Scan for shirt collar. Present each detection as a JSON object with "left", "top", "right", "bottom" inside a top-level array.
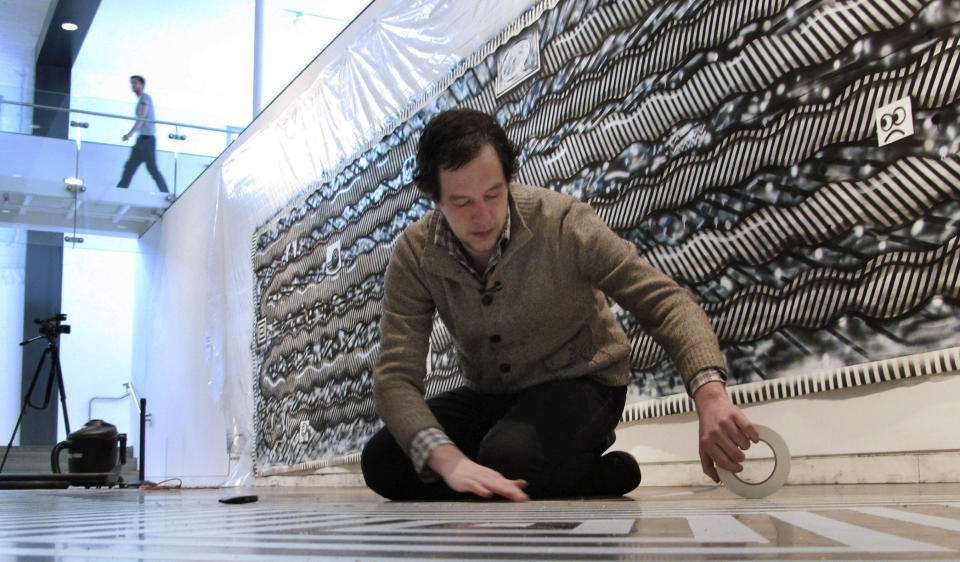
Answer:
[{"left": 434, "top": 199, "right": 512, "bottom": 281}]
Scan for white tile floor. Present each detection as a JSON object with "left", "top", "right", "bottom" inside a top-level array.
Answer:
[{"left": 1, "top": 483, "right": 959, "bottom": 560}]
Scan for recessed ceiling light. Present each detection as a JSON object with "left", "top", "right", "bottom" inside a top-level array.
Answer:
[{"left": 61, "top": 22, "right": 78, "bottom": 31}]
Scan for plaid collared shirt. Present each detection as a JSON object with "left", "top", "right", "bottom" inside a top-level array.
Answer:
[
  {"left": 687, "top": 367, "right": 727, "bottom": 395},
  {"left": 408, "top": 427, "right": 453, "bottom": 482},
  {"left": 434, "top": 208, "right": 512, "bottom": 283}
]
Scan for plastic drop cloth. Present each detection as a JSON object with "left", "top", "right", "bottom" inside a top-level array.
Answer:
[{"left": 204, "top": 0, "right": 960, "bottom": 484}]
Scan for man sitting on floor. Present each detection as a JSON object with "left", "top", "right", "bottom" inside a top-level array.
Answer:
[{"left": 361, "top": 108, "right": 758, "bottom": 501}]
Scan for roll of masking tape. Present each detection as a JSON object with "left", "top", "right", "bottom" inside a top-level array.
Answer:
[{"left": 717, "top": 424, "right": 791, "bottom": 499}]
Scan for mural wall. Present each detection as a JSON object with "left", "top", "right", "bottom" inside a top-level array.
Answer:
[{"left": 250, "top": 0, "right": 960, "bottom": 474}]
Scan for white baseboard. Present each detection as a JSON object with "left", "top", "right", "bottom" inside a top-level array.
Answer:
[
  {"left": 148, "top": 475, "right": 233, "bottom": 487},
  {"left": 637, "top": 450, "right": 960, "bottom": 487},
  {"left": 252, "top": 450, "right": 960, "bottom": 488}
]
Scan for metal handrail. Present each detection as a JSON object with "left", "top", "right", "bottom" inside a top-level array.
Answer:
[
  {"left": 87, "top": 383, "right": 132, "bottom": 421},
  {"left": 87, "top": 382, "right": 152, "bottom": 421},
  {"left": 0, "top": 98, "right": 238, "bottom": 135},
  {"left": 126, "top": 381, "right": 143, "bottom": 414}
]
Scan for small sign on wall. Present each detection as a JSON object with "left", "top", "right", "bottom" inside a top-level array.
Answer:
[
  {"left": 495, "top": 28, "right": 540, "bottom": 97},
  {"left": 325, "top": 240, "right": 342, "bottom": 275},
  {"left": 875, "top": 96, "right": 914, "bottom": 147}
]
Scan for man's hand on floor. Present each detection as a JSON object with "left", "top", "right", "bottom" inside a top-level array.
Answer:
[{"left": 428, "top": 444, "right": 529, "bottom": 502}]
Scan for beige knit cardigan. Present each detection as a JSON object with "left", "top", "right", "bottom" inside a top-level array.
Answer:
[{"left": 375, "top": 183, "right": 727, "bottom": 455}]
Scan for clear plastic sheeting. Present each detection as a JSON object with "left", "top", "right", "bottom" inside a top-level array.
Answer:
[
  {"left": 205, "top": 0, "right": 539, "bottom": 485},
  {"left": 207, "top": 0, "right": 960, "bottom": 483}
]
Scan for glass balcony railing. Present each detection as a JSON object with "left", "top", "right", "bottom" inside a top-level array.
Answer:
[
  {"left": 0, "top": 86, "right": 245, "bottom": 238},
  {"left": 1, "top": 85, "right": 243, "bottom": 156}
]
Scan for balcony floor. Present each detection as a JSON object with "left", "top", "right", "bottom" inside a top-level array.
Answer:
[{"left": 2, "top": 483, "right": 959, "bottom": 560}]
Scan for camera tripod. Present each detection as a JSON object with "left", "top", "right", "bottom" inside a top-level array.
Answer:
[{"left": 0, "top": 321, "right": 72, "bottom": 474}]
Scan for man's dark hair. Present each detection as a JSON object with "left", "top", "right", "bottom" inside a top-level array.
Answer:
[
  {"left": 130, "top": 75, "right": 146, "bottom": 86},
  {"left": 413, "top": 108, "right": 518, "bottom": 201}
]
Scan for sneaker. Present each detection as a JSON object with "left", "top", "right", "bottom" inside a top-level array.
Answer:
[{"left": 591, "top": 451, "right": 642, "bottom": 496}]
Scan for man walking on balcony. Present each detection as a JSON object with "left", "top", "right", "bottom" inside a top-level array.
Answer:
[{"left": 117, "top": 75, "right": 169, "bottom": 193}]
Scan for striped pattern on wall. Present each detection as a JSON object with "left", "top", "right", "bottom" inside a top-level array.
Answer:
[{"left": 248, "top": 0, "right": 960, "bottom": 474}]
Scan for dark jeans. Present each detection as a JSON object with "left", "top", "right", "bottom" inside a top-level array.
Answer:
[
  {"left": 117, "top": 135, "right": 169, "bottom": 192},
  {"left": 361, "top": 377, "right": 626, "bottom": 500}
]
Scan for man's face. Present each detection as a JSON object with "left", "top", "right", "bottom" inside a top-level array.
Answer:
[
  {"left": 436, "top": 143, "right": 509, "bottom": 267},
  {"left": 130, "top": 78, "right": 143, "bottom": 95}
]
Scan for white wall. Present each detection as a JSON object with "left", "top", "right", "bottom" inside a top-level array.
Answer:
[
  {"left": 623, "top": 372, "right": 960, "bottom": 462},
  {"left": 57, "top": 236, "right": 139, "bottom": 444},
  {"left": 0, "top": 227, "right": 26, "bottom": 445},
  {"left": 132, "top": 189, "right": 227, "bottom": 485},
  {"left": 616, "top": 371, "right": 960, "bottom": 485}
]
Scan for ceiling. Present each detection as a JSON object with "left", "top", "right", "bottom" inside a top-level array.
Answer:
[{"left": 0, "top": 0, "right": 53, "bottom": 64}]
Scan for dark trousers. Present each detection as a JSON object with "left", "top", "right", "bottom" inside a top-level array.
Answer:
[
  {"left": 361, "top": 377, "right": 626, "bottom": 500},
  {"left": 117, "top": 135, "right": 169, "bottom": 192}
]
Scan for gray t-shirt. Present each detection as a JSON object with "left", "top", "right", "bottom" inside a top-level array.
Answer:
[{"left": 136, "top": 93, "right": 157, "bottom": 136}]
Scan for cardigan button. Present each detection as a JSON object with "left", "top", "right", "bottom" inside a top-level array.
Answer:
[
  {"left": 499, "top": 363, "right": 511, "bottom": 373},
  {"left": 481, "top": 294, "right": 493, "bottom": 306},
  {"left": 490, "top": 334, "right": 501, "bottom": 344}
]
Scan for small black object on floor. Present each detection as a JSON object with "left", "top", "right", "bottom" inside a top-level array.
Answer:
[{"left": 219, "top": 495, "right": 259, "bottom": 504}]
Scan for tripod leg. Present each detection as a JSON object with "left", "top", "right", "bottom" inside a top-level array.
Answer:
[
  {"left": 52, "top": 346, "right": 71, "bottom": 436},
  {"left": 0, "top": 348, "right": 49, "bottom": 473}
]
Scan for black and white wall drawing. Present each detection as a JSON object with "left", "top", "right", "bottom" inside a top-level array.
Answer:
[{"left": 250, "top": 0, "right": 960, "bottom": 474}]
